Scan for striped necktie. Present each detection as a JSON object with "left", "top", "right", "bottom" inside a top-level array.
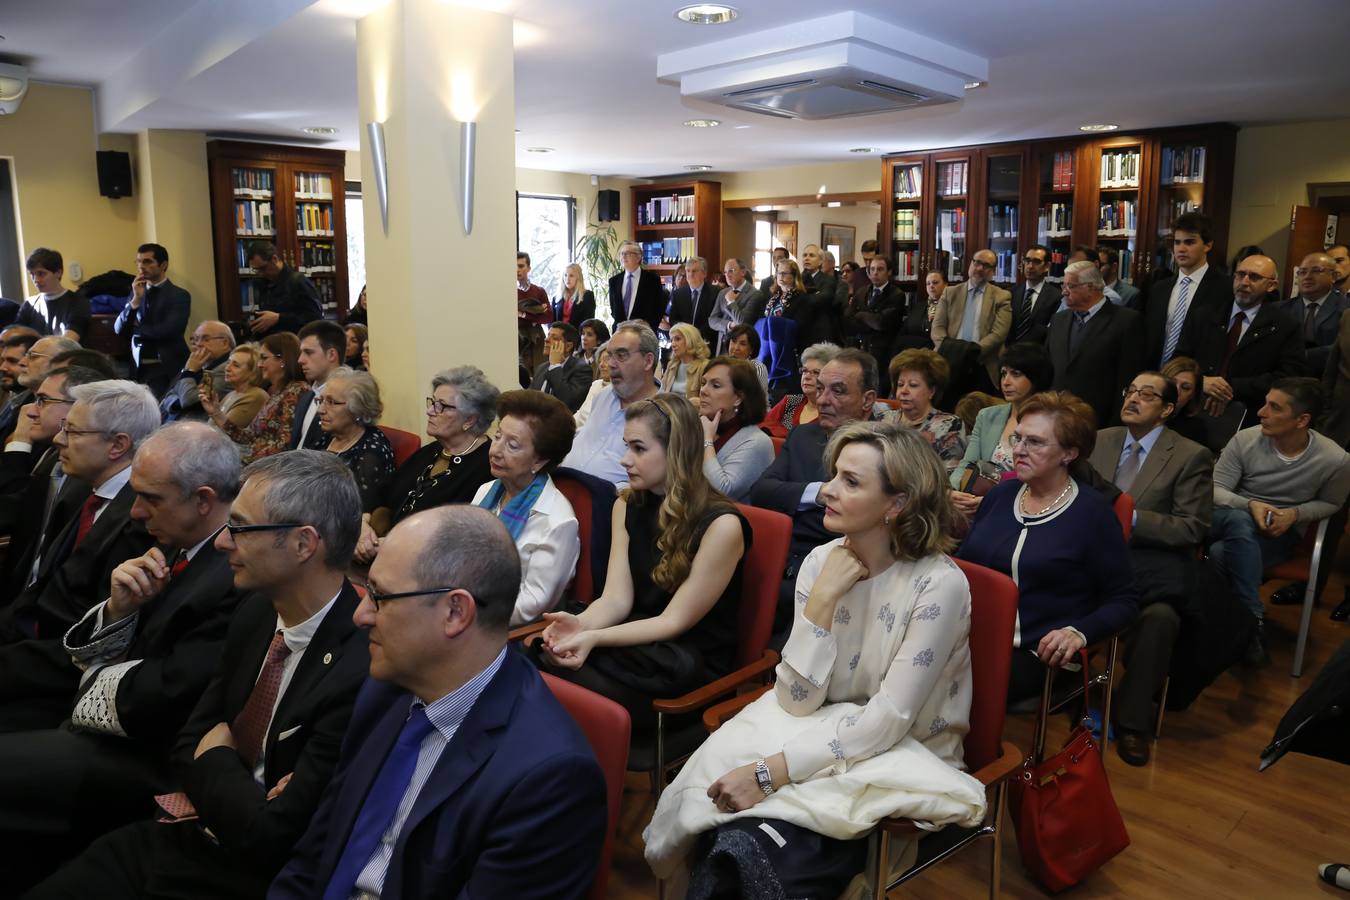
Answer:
[{"left": 1160, "top": 275, "right": 1192, "bottom": 365}]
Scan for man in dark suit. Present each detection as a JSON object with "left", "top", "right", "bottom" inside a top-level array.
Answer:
[
  {"left": 27, "top": 450, "right": 371, "bottom": 900},
  {"left": 843, "top": 256, "right": 905, "bottom": 393},
  {"left": 609, "top": 240, "right": 667, "bottom": 334},
  {"left": 0, "top": 297, "right": 19, "bottom": 331},
  {"left": 0, "top": 422, "right": 243, "bottom": 892},
  {"left": 1145, "top": 212, "right": 1231, "bottom": 368},
  {"left": 0, "top": 380, "right": 159, "bottom": 646},
  {"left": 0, "top": 329, "right": 40, "bottom": 443},
  {"left": 1098, "top": 246, "right": 1141, "bottom": 309},
  {"left": 1089, "top": 372, "right": 1212, "bottom": 767},
  {"left": 113, "top": 243, "right": 191, "bottom": 397},
  {"left": 751, "top": 349, "right": 876, "bottom": 642},
  {"left": 529, "top": 322, "right": 593, "bottom": 412},
  {"left": 708, "top": 258, "right": 765, "bottom": 355},
  {"left": 759, "top": 246, "right": 790, "bottom": 293},
  {"left": 289, "top": 320, "right": 345, "bottom": 451},
  {"left": 1274, "top": 251, "right": 1346, "bottom": 372},
  {"left": 551, "top": 265, "right": 595, "bottom": 327},
  {"left": 245, "top": 241, "right": 324, "bottom": 338},
  {"left": 795, "top": 244, "right": 843, "bottom": 349},
  {"left": 1047, "top": 261, "right": 1146, "bottom": 426},
  {"left": 1175, "top": 254, "right": 1306, "bottom": 429},
  {"left": 270, "top": 505, "right": 607, "bottom": 900},
  {"left": 1008, "top": 244, "right": 1063, "bottom": 344},
  {"left": 668, "top": 256, "right": 718, "bottom": 348}
]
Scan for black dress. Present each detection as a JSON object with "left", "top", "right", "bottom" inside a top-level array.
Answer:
[
  {"left": 382, "top": 440, "right": 492, "bottom": 524},
  {"left": 333, "top": 427, "right": 396, "bottom": 513}
]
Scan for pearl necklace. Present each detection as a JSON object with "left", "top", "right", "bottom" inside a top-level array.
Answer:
[{"left": 1020, "top": 479, "right": 1072, "bottom": 517}]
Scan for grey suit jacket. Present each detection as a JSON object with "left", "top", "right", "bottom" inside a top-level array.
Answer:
[
  {"left": 932, "top": 281, "right": 1013, "bottom": 383},
  {"left": 708, "top": 283, "right": 766, "bottom": 352},
  {"left": 1275, "top": 290, "right": 1346, "bottom": 371},
  {"left": 1088, "top": 426, "right": 1213, "bottom": 549}
]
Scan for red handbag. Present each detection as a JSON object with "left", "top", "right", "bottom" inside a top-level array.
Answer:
[{"left": 1008, "top": 650, "right": 1131, "bottom": 892}]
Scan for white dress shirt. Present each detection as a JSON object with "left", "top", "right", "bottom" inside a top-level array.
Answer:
[{"left": 471, "top": 477, "right": 580, "bottom": 625}]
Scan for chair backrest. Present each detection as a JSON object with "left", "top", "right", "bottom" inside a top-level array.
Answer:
[
  {"left": 541, "top": 673, "right": 631, "bottom": 900},
  {"left": 1203, "top": 400, "right": 1247, "bottom": 454},
  {"left": 732, "top": 503, "right": 793, "bottom": 667},
  {"left": 1112, "top": 493, "right": 1134, "bottom": 544},
  {"left": 378, "top": 425, "right": 423, "bottom": 469},
  {"left": 553, "top": 467, "right": 617, "bottom": 603},
  {"left": 754, "top": 317, "right": 799, "bottom": 382},
  {"left": 770, "top": 434, "right": 786, "bottom": 456},
  {"left": 952, "top": 558, "right": 1019, "bottom": 772},
  {"left": 873, "top": 397, "right": 901, "bottom": 411}
]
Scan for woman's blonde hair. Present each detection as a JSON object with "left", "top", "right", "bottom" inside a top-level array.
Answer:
[
  {"left": 825, "top": 420, "right": 957, "bottom": 559},
  {"left": 564, "top": 262, "right": 586, "bottom": 295},
  {"left": 669, "top": 322, "right": 711, "bottom": 361},
  {"left": 665, "top": 323, "right": 711, "bottom": 400},
  {"left": 623, "top": 393, "right": 734, "bottom": 591},
  {"left": 231, "top": 344, "right": 263, "bottom": 388},
  {"left": 772, "top": 258, "right": 806, "bottom": 295}
]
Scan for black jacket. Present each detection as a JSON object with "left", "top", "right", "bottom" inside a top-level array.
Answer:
[
  {"left": 1143, "top": 266, "right": 1232, "bottom": 366},
  {"left": 1175, "top": 299, "right": 1307, "bottom": 423},
  {"left": 254, "top": 266, "right": 324, "bottom": 336},
  {"left": 1046, "top": 301, "right": 1146, "bottom": 427},
  {"left": 608, "top": 269, "right": 667, "bottom": 334},
  {"left": 1008, "top": 281, "right": 1063, "bottom": 345}
]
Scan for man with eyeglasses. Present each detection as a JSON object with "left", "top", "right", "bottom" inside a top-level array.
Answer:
[
  {"left": 162, "top": 320, "right": 236, "bottom": 422},
  {"left": 1088, "top": 371, "right": 1212, "bottom": 766},
  {"left": 0, "top": 423, "right": 245, "bottom": 891},
  {"left": 1047, "top": 260, "right": 1145, "bottom": 426},
  {"left": 1008, "top": 244, "right": 1063, "bottom": 344},
  {"left": 1097, "top": 246, "right": 1142, "bottom": 310},
  {"left": 932, "top": 248, "right": 1012, "bottom": 394},
  {"left": 1273, "top": 251, "right": 1345, "bottom": 372},
  {"left": 28, "top": 450, "right": 370, "bottom": 900},
  {"left": 270, "top": 505, "right": 606, "bottom": 900},
  {"left": 1175, "top": 253, "right": 1306, "bottom": 428},
  {"left": 560, "top": 319, "right": 660, "bottom": 484},
  {"left": 0, "top": 329, "right": 40, "bottom": 443},
  {"left": 245, "top": 241, "right": 324, "bottom": 338},
  {"left": 708, "top": 258, "right": 765, "bottom": 354},
  {"left": 608, "top": 241, "right": 667, "bottom": 334}
]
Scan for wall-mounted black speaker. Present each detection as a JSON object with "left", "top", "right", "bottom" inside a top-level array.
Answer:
[
  {"left": 96, "top": 150, "right": 133, "bottom": 199},
  {"left": 598, "top": 189, "right": 620, "bottom": 222}
]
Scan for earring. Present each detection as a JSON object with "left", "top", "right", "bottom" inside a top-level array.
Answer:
[{"left": 883, "top": 514, "right": 892, "bottom": 526}]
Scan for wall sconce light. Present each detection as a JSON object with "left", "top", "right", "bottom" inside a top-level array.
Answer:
[
  {"left": 366, "top": 121, "right": 389, "bottom": 235},
  {"left": 460, "top": 120, "right": 476, "bottom": 235}
]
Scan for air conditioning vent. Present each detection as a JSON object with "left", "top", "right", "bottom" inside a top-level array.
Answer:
[
  {"left": 857, "top": 80, "right": 930, "bottom": 103},
  {"left": 724, "top": 79, "right": 817, "bottom": 98}
]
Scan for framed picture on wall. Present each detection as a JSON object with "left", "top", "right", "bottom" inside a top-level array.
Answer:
[
  {"left": 822, "top": 223, "right": 856, "bottom": 267},
  {"left": 772, "top": 221, "right": 797, "bottom": 258}
]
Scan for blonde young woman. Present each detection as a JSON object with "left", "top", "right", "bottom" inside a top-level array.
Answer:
[
  {"left": 660, "top": 322, "right": 711, "bottom": 401},
  {"left": 555, "top": 262, "right": 596, "bottom": 327}
]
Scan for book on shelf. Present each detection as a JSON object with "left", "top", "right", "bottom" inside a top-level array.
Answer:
[
  {"left": 1118, "top": 248, "right": 1134, "bottom": 284},
  {"left": 1160, "top": 145, "right": 1206, "bottom": 185},
  {"left": 893, "top": 165, "right": 922, "bottom": 199},
  {"left": 894, "top": 249, "right": 919, "bottom": 280},
  {"left": 293, "top": 172, "right": 334, "bottom": 198},
  {"left": 936, "top": 207, "right": 967, "bottom": 245},
  {"left": 1097, "top": 199, "right": 1138, "bottom": 236},
  {"left": 893, "top": 208, "right": 919, "bottom": 241},
  {"left": 1051, "top": 151, "right": 1076, "bottom": 191},
  {"left": 938, "top": 160, "right": 969, "bottom": 196},
  {"left": 295, "top": 202, "right": 335, "bottom": 236},
  {"left": 1100, "top": 149, "right": 1141, "bottom": 189},
  {"left": 298, "top": 240, "right": 337, "bottom": 273},
  {"left": 986, "top": 204, "right": 1019, "bottom": 239},
  {"left": 1037, "top": 202, "right": 1073, "bottom": 237},
  {"left": 1049, "top": 247, "right": 1067, "bottom": 278},
  {"left": 635, "top": 193, "right": 696, "bottom": 226},
  {"left": 232, "top": 168, "right": 274, "bottom": 196},
  {"left": 235, "top": 200, "right": 274, "bottom": 235},
  {"left": 640, "top": 237, "right": 696, "bottom": 265},
  {"left": 993, "top": 249, "right": 1018, "bottom": 282},
  {"left": 1159, "top": 197, "right": 1200, "bottom": 232}
]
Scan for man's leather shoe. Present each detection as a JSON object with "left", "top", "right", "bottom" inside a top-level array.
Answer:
[
  {"left": 1271, "top": 582, "right": 1307, "bottom": 606},
  {"left": 1116, "top": 730, "right": 1150, "bottom": 767},
  {"left": 1331, "top": 591, "right": 1350, "bottom": 623},
  {"left": 1244, "top": 621, "right": 1271, "bottom": 668}
]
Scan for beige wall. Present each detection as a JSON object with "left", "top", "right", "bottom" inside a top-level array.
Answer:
[
  {"left": 778, "top": 203, "right": 881, "bottom": 267},
  {"left": 1229, "top": 118, "right": 1350, "bottom": 277},
  {"left": 717, "top": 160, "right": 880, "bottom": 201},
  {"left": 0, "top": 83, "right": 142, "bottom": 291},
  {"left": 134, "top": 129, "right": 217, "bottom": 327}
]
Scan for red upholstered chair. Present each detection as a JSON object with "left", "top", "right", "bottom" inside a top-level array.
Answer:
[
  {"left": 702, "top": 558, "right": 1023, "bottom": 899},
  {"left": 873, "top": 397, "right": 901, "bottom": 412},
  {"left": 541, "top": 673, "right": 631, "bottom": 900},
  {"left": 1262, "top": 497, "right": 1349, "bottom": 677},
  {"left": 1113, "top": 492, "right": 1134, "bottom": 544},
  {"left": 378, "top": 426, "right": 422, "bottom": 469}
]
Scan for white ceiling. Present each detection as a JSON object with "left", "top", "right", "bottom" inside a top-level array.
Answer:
[{"left": 5, "top": 0, "right": 1350, "bottom": 178}]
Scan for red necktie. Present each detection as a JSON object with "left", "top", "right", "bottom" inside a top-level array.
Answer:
[
  {"left": 170, "top": 552, "right": 190, "bottom": 579},
  {"left": 73, "top": 495, "right": 106, "bottom": 548},
  {"left": 231, "top": 631, "right": 292, "bottom": 768}
]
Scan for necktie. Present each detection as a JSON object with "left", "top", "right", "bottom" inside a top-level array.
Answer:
[
  {"left": 690, "top": 288, "right": 700, "bottom": 322},
  {"left": 869, "top": 287, "right": 881, "bottom": 308},
  {"left": 1069, "top": 311, "right": 1089, "bottom": 355},
  {"left": 1304, "top": 302, "right": 1319, "bottom": 343},
  {"left": 323, "top": 704, "right": 438, "bottom": 900},
  {"left": 959, "top": 288, "right": 983, "bottom": 342},
  {"left": 1115, "top": 441, "right": 1143, "bottom": 493},
  {"left": 231, "top": 631, "right": 292, "bottom": 769},
  {"left": 73, "top": 495, "right": 106, "bottom": 548},
  {"left": 1016, "top": 287, "right": 1037, "bottom": 340},
  {"left": 1219, "top": 310, "right": 1246, "bottom": 376},
  {"left": 170, "top": 551, "right": 190, "bottom": 579},
  {"left": 1160, "top": 275, "right": 1192, "bottom": 365},
  {"left": 623, "top": 273, "right": 634, "bottom": 318}
]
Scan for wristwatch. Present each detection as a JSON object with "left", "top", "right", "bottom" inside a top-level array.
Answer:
[{"left": 754, "top": 758, "right": 775, "bottom": 796}]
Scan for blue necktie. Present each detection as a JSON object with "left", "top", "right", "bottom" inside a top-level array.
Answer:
[
  {"left": 323, "top": 704, "right": 437, "bottom": 900},
  {"left": 1160, "top": 275, "right": 1191, "bottom": 365}
]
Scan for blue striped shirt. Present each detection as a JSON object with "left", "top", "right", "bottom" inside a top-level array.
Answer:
[{"left": 351, "top": 646, "right": 509, "bottom": 898}]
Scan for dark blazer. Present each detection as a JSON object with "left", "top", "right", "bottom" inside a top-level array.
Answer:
[
  {"left": 529, "top": 355, "right": 594, "bottom": 412},
  {"left": 113, "top": 279, "right": 192, "bottom": 383},
  {"left": 1046, "top": 301, "right": 1146, "bottom": 427},
  {"left": 1143, "top": 266, "right": 1231, "bottom": 367},
  {"left": 1321, "top": 308, "right": 1350, "bottom": 447},
  {"left": 1175, "top": 300, "right": 1307, "bottom": 427},
  {"left": 255, "top": 266, "right": 324, "bottom": 337},
  {"left": 0, "top": 448, "right": 83, "bottom": 602},
  {"left": 269, "top": 651, "right": 607, "bottom": 900},
  {"left": 552, "top": 290, "right": 595, "bottom": 328},
  {"left": 1088, "top": 426, "right": 1213, "bottom": 549},
  {"left": 1007, "top": 280, "right": 1063, "bottom": 345},
  {"left": 0, "top": 298, "right": 18, "bottom": 331},
  {"left": 668, "top": 283, "right": 719, "bottom": 348},
  {"left": 749, "top": 422, "right": 832, "bottom": 567},
  {"left": 0, "top": 389, "right": 32, "bottom": 446},
  {"left": 1273, "top": 291, "right": 1346, "bottom": 371},
  {"left": 843, "top": 282, "right": 904, "bottom": 364},
  {"left": 175, "top": 583, "right": 369, "bottom": 882},
  {"left": 287, "top": 389, "right": 326, "bottom": 451},
  {"left": 608, "top": 268, "right": 667, "bottom": 334}
]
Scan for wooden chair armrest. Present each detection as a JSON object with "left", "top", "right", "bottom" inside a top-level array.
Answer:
[
  {"left": 509, "top": 619, "right": 548, "bottom": 643},
  {"left": 652, "top": 651, "right": 780, "bottom": 716},
  {"left": 878, "top": 741, "right": 1024, "bottom": 837},
  {"left": 703, "top": 684, "right": 772, "bottom": 732}
]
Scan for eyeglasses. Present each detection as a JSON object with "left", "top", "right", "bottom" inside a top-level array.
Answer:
[
  {"left": 222, "top": 522, "right": 303, "bottom": 536},
  {"left": 1022, "top": 256, "right": 1048, "bottom": 265},
  {"left": 970, "top": 258, "right": 996, "bottom": 269},
  {"left": 57, "top": 422, "right": 107, "bottom": 438},
  {"left": 191, "top": 334, "right": 230, "bottom": 344},
  {"left": 24, "top": 351, "right": 49, "bottom": 361},
  {"left": 1010, "top": 432, "right": 1054, "bottom": 451},
  {"left": 1122, "top": 386, "right": 1165, "bottom": 402},
  {"left": 317, "top": 397, "right": 348, "bottom": 408},
  {"left": 1294, "top": 267, "right": 1330, "bottom": 277},
  {"left": 34, "top": 394, "right": 73, "bottom": 409},
  {"left": 1234, "top": 269, "right": 1272, "bottom": 282},
  {"left": 609, "top": 348, "right": 636, "bottom": 362},
  {"left": 359, "top": 582, "right": 458, "bottom": 611},
  {"left": 426, "top": 397, "right": 464, "bottom": 416}
]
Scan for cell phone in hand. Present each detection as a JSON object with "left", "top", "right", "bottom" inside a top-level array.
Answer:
[{"left": 1264, "top": 509, "right": 1275, "bottom": 528}]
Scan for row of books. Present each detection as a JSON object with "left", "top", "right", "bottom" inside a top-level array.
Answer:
[
  {"left": 937, "top": 160, "right": 969, "bottom": 197},
  {"left": 636, "top": 193, "right": 696, "bottom": 225},
  {"left": 893, "top": 164, "right": 922, "bottom": 200},
  {"left": 641, "top": 237, "right": 696, "bottom": 265},
  {"left": 232, "top": 168, "right": 274, "bottom": 196},
  {"left": 240, "top": 275, "right": 340, "bottom": 314},
  {"left": 235, "top": 200, "right": 274, "bottom": 235},
  {"left": 1037, "top": 202, "right": 1073, "bottom": 237},
  {"left": 1048, "top": 151, "right": 1076, "bottom": 191},
  {"left": 1098, "top": 199, "right": 1138, "bottom": 235},
  {"left": 296, "top": 202, "right": 335, "bottom": 236},
  {"left": 893, "top": 209, "right": 920, "bottom": 241},
  {"left": 1159, "top": 198, "right": 1200, "bottom": 232},
  {"left": 990, "top": 250, "right": 1020, "bottom": 282},
  {"left": 294, "top": 172, "right": 334, "bottom": 198},
  {"left": 1100, "top": 149, "right": 1141, "bottom": 188},
  {"left": 1160, "top": 146, "right": 1206, "bottom": 185},
  {"left": 298, "top": 240, "right": 337, "bottom": 272},
  {"left": 1117, "top": 248, "right": 1135, "bottom": 283},
  {"left": 894, "top": 250, "right": 920, "bottom": 280},
  {"left": 987, "top": 204, "right": 1019, "bottom": 239},
  {"left": 935, "top": 207, "right": 968, "bottom": 243}
]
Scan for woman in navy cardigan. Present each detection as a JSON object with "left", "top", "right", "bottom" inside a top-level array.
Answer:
[{"left": 957, "top": 391, "right": 1138, "bottom": 701}]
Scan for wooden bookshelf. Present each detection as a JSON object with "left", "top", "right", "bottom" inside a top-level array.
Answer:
[
  {"left": 879, "top": 124, "right": 1237, "bottom": 289},
  {"left": 207, "top": 140, "right": 349, "bottom": 327},
  {"left": 631, "top": 181, "right": 721, "bottom": 278}
]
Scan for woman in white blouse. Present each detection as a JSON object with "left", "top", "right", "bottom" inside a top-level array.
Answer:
[
  {"left": 697, "top": 356, "right": 775, "bottom": 502},
  {"left": 472, "top": 390, "right": 580, "bottom": 627},
  {"left": 645, "top": 421, "right": 977, "bottom": 895}
]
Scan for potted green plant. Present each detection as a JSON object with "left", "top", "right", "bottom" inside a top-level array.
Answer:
[{"left": 574, "top": 201, "right": 622, "bottom": 320}]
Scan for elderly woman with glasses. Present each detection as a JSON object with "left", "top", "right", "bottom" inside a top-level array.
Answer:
[
  {"left": 355, "top": 366, "right": 499, "bottom": 563},
  {"left": 957, "top": 391, "right": 1138, "bottom": 701},
  {"left": 318, "top": 367, "right": 395, "bottom": 513}
]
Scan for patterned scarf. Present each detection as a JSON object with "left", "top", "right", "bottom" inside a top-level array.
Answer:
[{"left": 477, "top": 473, "right": 547, "bottom": 540}]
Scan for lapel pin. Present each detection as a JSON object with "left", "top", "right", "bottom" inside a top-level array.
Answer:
[{"left": 323, "top": 652, "right": 333, "bottom": 665}]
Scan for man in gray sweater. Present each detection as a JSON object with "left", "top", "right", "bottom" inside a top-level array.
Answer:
[{"left": 1208, "top": 377, "right": 1350, "bottom": 665}]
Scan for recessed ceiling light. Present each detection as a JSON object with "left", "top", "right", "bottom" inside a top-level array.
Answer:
[
  {"left": 303, "top": 127, "right": 338, "bottom": 135},
  {"left": 1079, "top": 123, "right": 1119, "bottom": 132},
  {"left": 684, "top": 164, "right": 713, "bottom": 171},
  {"left": 849, "top": 147, "right": 880, "bottom": 153},
  {"left": 525, "top": 146, "right": 555, "bottom": 153},
  {"left": 683, "top": 118, "right": 721, "bottom": 128},
  {"left": 963, "top": 81, "right": 986, "bottom": 90},
  {"left": 733, "top": 124, "right": 752, "bottom": 130},
  {"left": 676, "top": 4, "right": 738, "bottom": 25}
]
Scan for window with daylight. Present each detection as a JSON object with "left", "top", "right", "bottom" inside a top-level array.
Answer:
[
  {"left": 344, "top": 181, "right": 365, "bottom": 307},
  {"left": 517, "top": 194, "right": 576, "bottom": 299}
]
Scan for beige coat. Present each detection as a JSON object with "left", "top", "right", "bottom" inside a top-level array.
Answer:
[{"left": 931, "top": 280, "right": 1013, "bottom": 384}]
